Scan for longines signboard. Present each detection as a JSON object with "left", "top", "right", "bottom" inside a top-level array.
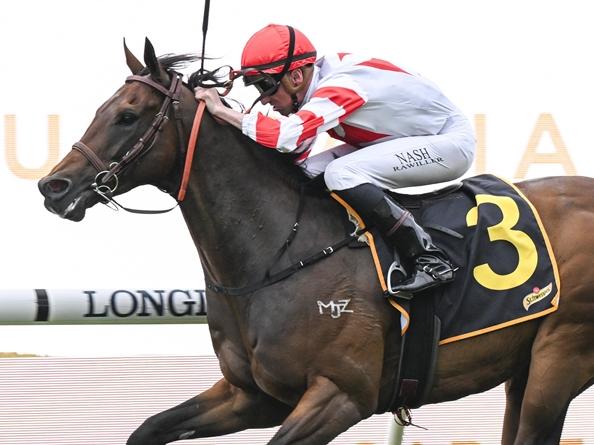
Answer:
[{"left": 0, "top": 289, "right": 207, "bottom": 324}]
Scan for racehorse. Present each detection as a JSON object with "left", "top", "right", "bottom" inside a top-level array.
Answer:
[{"left": 38, "top": 39, "right": 594, "bottom": 445}]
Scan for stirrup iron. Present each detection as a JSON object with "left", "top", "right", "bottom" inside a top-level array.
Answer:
[{"left": 387, "top": 261, "right": 412, "bottom": 299}]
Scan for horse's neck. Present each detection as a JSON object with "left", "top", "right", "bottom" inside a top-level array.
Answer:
[{"left": 179, "top": 117, "right": 315, "bottom": 287}]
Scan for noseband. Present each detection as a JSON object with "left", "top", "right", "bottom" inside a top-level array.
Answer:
[{"left": 72, "top": 72, "right": 204, "bottom": 211}]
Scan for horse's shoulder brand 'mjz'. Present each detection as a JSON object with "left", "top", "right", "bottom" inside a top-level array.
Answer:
[
  {"left": 317, "top": 298, "right": 353, "bottom": 319},
  {"left": 38, "top": 39, "right": 594, "bottom": 445}
]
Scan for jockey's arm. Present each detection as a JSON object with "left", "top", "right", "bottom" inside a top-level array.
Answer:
[
  {"left": 194, "top": 87, "right": 244, "bottom": 129},
  {"left": 240, "top": 81, "right": 366, "bottom": 153},
  {"left": 195, "top": 76, "right": 367, "bottom": 153}
]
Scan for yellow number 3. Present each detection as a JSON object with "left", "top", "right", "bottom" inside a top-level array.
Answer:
[{"left": 466, "top": 194, "right": 538, "bottom": 291}]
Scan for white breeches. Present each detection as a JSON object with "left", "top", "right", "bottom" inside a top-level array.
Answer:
[{"left": 300, "top": 113, "right": 476, "bottom": 191}]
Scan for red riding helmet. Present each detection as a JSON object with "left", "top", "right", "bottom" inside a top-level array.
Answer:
[{"left": 240, "top": 24, "right": 317, "bottom": 76}]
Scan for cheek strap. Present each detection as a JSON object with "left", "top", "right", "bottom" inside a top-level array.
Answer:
[{"left": 291, "top": 94, "right": 300, "bottom": 113}]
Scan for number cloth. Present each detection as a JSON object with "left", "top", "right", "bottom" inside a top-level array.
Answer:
[{"left": 340, "top": 174, "right": 560, "bottom": 343}]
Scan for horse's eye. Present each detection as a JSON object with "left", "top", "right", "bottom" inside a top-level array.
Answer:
[{"left": 117, "top": 111, "right": 138, "bottom": 126}]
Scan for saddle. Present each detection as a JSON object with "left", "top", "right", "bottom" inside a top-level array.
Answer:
[{"left": 334, "top": 174, "right": 560, "bottom": 411}]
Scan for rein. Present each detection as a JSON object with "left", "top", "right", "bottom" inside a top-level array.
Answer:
[
  {"left": 206, "top": 225, "right": 368, "bottom": 297},
  {"left": 204, "top": 182, "right": 369, "bottom": 297},
  {"left": 74, "top": 67, "right": 365, "bottom": 296},
  {"left": 71, "top": 0, "right": 362, "bottom": 295}
]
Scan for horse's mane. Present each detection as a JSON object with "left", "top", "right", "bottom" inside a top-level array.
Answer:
[
  {"left": 139, "top": 53, "right": 201, "bottom": 75},
  {"left": 146, "top": 53, "right": 316, "bottom": 192},
  {"left": 241, "top": 133, "right": 317, "bottom": 191}
]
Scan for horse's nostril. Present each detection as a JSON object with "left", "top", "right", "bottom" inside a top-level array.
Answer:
[
  {"left": 47, "top": 179, "right": 68, "bottom": 194},
  {"left": 39, "top": 176, "right": 72, "bottom": 199}
]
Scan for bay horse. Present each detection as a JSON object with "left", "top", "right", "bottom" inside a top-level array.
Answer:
[{"left": 38, "top": 39, "right": 594, "bottom": 444}]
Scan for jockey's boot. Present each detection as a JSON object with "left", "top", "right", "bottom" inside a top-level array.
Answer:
[{"left": 335, "top": 183, "right": 456, "bottom": 295}]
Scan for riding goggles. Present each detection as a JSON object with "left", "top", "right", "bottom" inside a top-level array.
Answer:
[{"left": 243, "top": 73, "right": 283, "bottom": 97}]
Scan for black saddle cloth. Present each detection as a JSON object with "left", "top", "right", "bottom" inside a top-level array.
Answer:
[{"left": 378, "top": 174, "right": 560, "bottom": 343}]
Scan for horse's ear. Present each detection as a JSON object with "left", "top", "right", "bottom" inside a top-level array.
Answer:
[
  {"left": 143, "top": 37, "right": 168, "bottom": 84},
  {"left": 123, "top": 38, "right": 144, "bottom": 74}
]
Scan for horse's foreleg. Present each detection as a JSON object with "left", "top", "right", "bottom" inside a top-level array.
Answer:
[
  {"left": 127, "top": 377, "right": 291, "bottom": 445},
  {"left": 266, "top": 375, "right": 369, "bottom": 445}
]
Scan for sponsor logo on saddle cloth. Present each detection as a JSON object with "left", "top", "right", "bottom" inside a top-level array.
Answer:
[
  {"left": 523, "top": 283, "right": 553, "bottom": 310},
  {"left": 332, "top": 174, "right": 561, "bottom": 344}
]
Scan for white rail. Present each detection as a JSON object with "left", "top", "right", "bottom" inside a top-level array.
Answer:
[{"left": 0, "top": 289, "right": 207, "bottom": 324}]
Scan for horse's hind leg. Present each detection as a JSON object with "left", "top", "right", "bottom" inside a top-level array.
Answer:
[
  {"left": 127, "top": 377, "right": 291, "bottom": 445},
  {"left": 517, "top": 397, "right": 569, "bottom": 445},
  {"left": 267, "top": 375, "right": 370, "bottom": 445},
  {"left": 502, "top": 364, "right": 530, "bottom": 445},
  {"left": 513, "top": 313, "right": 594, "bottom": 445}
]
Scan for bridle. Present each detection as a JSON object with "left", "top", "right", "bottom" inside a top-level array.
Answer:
[
  {"left": 72, "top": 72, "right": 206, "bottom": 213},
  {"left": 64, "top": 1, "right": 363, "bottom": 295},
  {"left": 69, "top": 47, "right": 368, "bottom": 298}
]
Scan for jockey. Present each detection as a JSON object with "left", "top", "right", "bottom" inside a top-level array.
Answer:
[{"left": 194, "top": 24, "right": 476, "bottom": 295}]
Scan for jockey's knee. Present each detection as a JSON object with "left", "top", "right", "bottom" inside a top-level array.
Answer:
[
  {"left": 448, "top": 148, "right": 475, "bottom": 180},
  {"left": 324, "top": 161, "right": 364, "bottom": 191}
]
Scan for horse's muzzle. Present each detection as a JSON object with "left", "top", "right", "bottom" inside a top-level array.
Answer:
[
  {"left": 38, "top": 174, "right": 95, "bottom": 221},
  {"left": 38, "top": 175, "right": 72, "bottom": 201}
]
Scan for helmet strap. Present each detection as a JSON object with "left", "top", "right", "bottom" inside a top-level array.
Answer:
[
  {"left": 277, "top": 26, "right": 297, "bottom": 79},
  {"left": 291, "top": 94, "right": 300, "bottom": 113}
]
